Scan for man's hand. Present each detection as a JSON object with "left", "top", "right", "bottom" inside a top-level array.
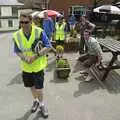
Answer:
[
  {"left": 26, "top": 55, "right": 38, "bottom": 64},
  {"left": 17, "top": 53, "right": 38, "bottom": 64}
]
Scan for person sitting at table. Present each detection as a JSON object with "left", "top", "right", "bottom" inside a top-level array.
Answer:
[{"left": 79, "top": 29, "right": 103, "bottom": 82}]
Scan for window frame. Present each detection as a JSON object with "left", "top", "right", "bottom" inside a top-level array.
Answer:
[
  {"left": 8, "top": 20, "right": 13, "bottom": 27},
  {"left": 12, "top": 7, "right": 18, "bottom": 16}
]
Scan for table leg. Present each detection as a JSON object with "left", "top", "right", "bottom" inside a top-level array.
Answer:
[{"left": 101, "top": 52, "right": 118, "bottom": 81}]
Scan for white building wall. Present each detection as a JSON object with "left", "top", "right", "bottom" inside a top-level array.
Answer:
[
  {"left": 1, "top": 19, "right": 8, "bottom": 28},
  {"left": 1, "top": 6, "right": 12, "bottom": 16},
  {"left": 13, "top": 19, "right": 19, "bottom": 28},
  {"left": 0, "top": 6, "right": 20, "bottom": 31},
  {"left": 0, "top": 19, "right": 19, "bottom": 31}
]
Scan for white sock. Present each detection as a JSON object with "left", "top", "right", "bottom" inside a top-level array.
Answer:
[{"left": 39, "top": 101, "right": 44, "bottom": 107}]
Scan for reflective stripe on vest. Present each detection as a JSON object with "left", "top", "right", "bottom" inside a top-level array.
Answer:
[{"left": 55, "top": 22, "right": 65, "bottom": 40}]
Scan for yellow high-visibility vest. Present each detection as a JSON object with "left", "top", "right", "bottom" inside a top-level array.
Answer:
[
  {"left": 55, "top": 22, "right": 66, "bottom": 40},
  {"left": 13, "top": 25, "right": 47, "bottom": 73}
]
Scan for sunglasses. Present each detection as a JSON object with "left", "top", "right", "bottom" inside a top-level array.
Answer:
[{"left": 20, "top": 21, "right": 29, "bottom": 24}]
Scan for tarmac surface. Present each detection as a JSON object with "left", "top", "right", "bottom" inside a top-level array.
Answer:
[{"left": 0, "top": 33, "right": 120, "bottom": 120}]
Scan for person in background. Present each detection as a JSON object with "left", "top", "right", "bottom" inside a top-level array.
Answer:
[
  {"left": 68, "top": 15, "right": 77, "bottom": 38},
  {"left": 79, "top": 29, "right": 103, "bottom": 82},
  {"left": 43, "top": 11, "right": 54, "bottom": 40},
  {"left": 42, "top": 11, "right": 56, "bottom": 55},
  {"left": 32, "top": 15, "right": 41, "bottom": 27},
  {"left": 76, "top": 15, "right": 96, "bottom": 60},
  {"left": 68, "top": 15, "right": 76, "bottom": 31},
  {"left": 13, "top": 12, "right": 51, "bottom": 118},
  {"left": 55, "top": 16, "right": 67, "bottom": 46}
]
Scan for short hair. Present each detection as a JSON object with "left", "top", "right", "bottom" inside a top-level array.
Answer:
[
  {"left": 58, "top": 16, "right": 64, "bottom": 21},
  {"left": 20, "top": 11, "right": 32, "bottom": 21},
  {"left": 43, "top": 11, "right": 48, "bottom": 16}
]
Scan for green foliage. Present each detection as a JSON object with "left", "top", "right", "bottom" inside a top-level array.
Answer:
[
  {"left": 56, "top": 45, "right": 64, "bottom": 53},
  {"left": 70, "top": 29, "right": 77, "bottom": 38},
  {"left": 57, "top": 59, "right": 69, "bottom": 68}
]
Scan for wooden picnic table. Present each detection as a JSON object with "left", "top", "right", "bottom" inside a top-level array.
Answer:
[{"left": 90, "top": 38, "right": 120, "bottom": 81}]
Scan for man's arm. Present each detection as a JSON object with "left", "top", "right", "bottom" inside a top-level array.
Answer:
[
  {"left": 38, "top": 31, "right": 51, "bottom": 56},
  {"left": 87, "top": 21, "right": 96, "bottom": 32}
]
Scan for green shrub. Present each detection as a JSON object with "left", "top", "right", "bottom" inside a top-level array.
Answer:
[
  {"left": 56, "top": 45, "right": 64, "bottom": 53},
  {"left": 57, "top": 59, "right": 69, "bottom": 68}
]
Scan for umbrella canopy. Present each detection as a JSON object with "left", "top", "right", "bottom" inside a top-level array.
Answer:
[
  {"left": 115, "top": 2, "right": 120, "bottom": 8},
  {"left": 115, "top": 2, "right": 120, "bottom": 5},
  {"left": 93, "top": 5, "right": 120, "bottom": 15},
  {"left": 37, "top": 10, "right": 63, "bottom": 18}
]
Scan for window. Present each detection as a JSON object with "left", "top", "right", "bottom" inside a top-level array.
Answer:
[
  {"left": 69, "top": 6, "right": 86, "bottom": 16},
  {"left": 12, "top": 7, "right": 18, "bottom": 16},
  {"left": 73, "top": 6, "right": 86, "bottom": 16},
  {"left": 8, "top": 20, "right": 13, "bottom": 27}
]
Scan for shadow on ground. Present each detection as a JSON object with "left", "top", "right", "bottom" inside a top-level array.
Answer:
[
  {"left": 16, "top": 110, "right": 42, "bottom": 120},
  {"left": 7, "top": 72, "right": 23, "bottom": 85},
  {"left": 16, "top": 110, "right": 32, "bottom": 120},
  {"left": 74, "top": 70, "right": 120, "bottom": 97},
  {"left": 32, "top": 111, "right": 42, "bottom": 120},
  {"left": 72, "top": 61, "right": 85, "bottom": 73},
  {"left": 74, "top": 74, "right": 101, "bottom": 97},
  {"left": 50, "top": 70, "right": 69, "bottom": 84},
  {"left": 72, "top": 61, "right": 101, "bottom": 97},
  {"left": 46, "top": 57, "right": 56, "bottom": 72},
  {"left": 73, "top": 60, "right": 120, "bottom": 95},
  {"left": 103, "top": 71, "right": 120, "bottom": 94}
]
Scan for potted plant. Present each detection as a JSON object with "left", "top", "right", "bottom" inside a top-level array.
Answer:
[
  {"left": 55, "top": 45, "right": 71, "bottom": 78},
  {"left": 56, "top": 58, "right": 71, "bottom": 78},
  {"left": 56, "top": 45, "right": 64, "bottom": 58}
]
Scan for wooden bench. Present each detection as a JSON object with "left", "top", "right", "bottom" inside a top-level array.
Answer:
[
  {"left": 89, "top": 38, "right": 120, "bottom": 81},
  {"left": 89, "top": 64, "right": 104, "bottom": 83}
]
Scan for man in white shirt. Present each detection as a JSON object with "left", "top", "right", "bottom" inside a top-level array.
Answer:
[{"left": 79, "top": 29, "right": 103, "bottom": 81}]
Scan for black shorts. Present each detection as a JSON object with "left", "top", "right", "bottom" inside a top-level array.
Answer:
[{"left": 22, "top": 70, "right": 44, "bottom": 89}]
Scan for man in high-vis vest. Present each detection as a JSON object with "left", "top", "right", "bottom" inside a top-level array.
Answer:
[
  {"left": 13, "top": 12, "right": 51, "bottom": 118},
  {"left": 55, "top": 17, "right": 67, "bottom": 46}
]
